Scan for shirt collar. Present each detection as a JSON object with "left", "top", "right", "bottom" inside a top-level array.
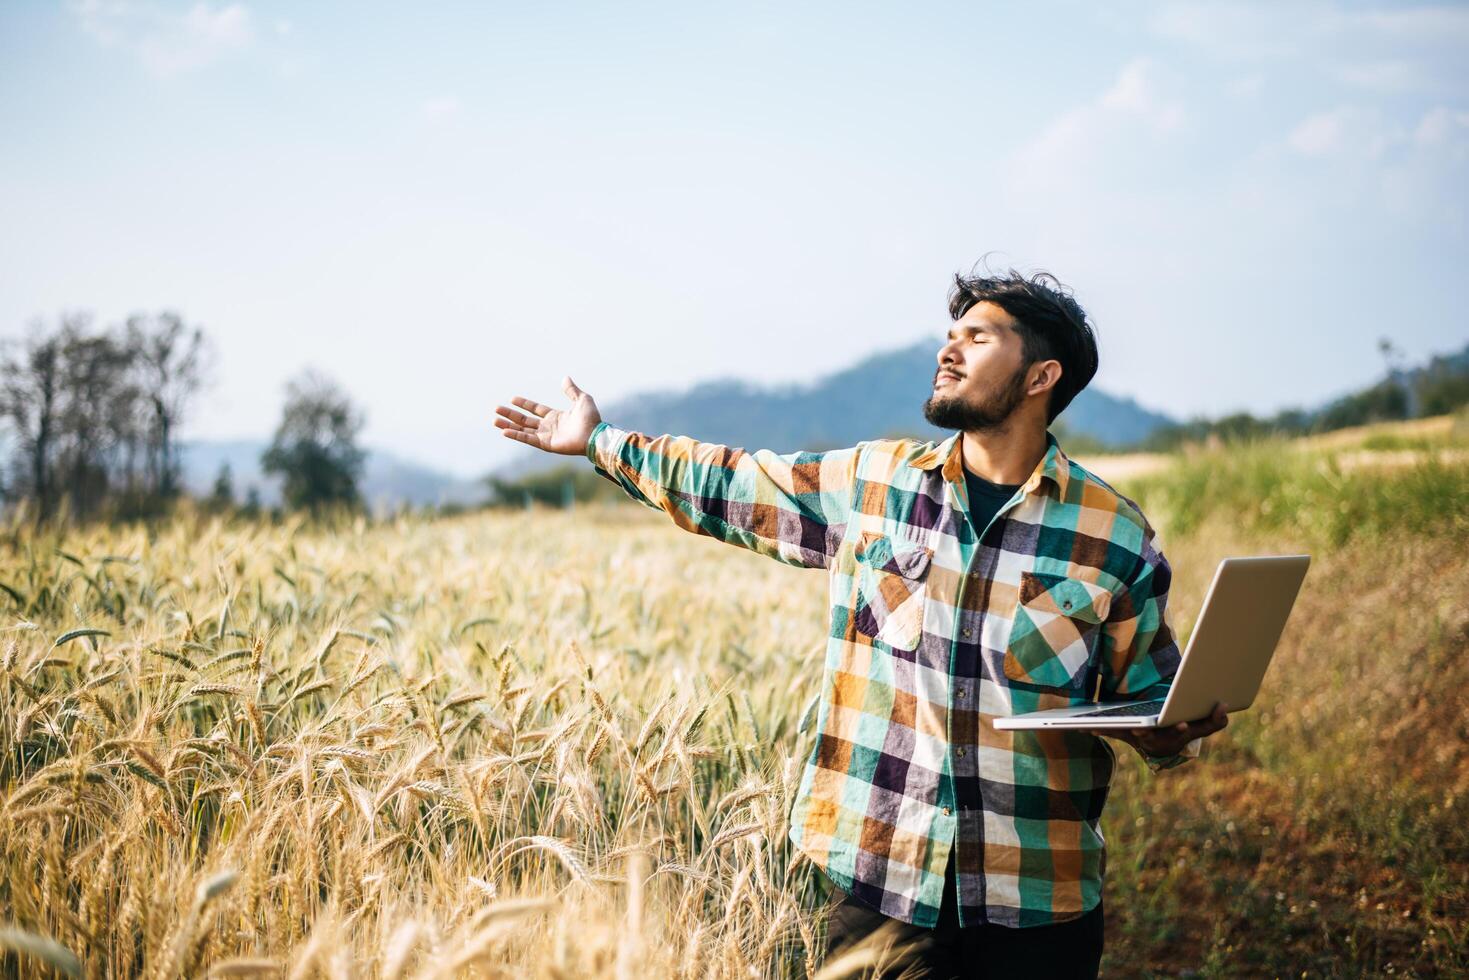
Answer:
[{"left": 909, "top": 429, "right": 1072, "bottom": 499}]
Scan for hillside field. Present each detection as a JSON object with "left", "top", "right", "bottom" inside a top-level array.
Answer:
[{"left": 1, "top": 415, "right": 1466, "bottom": 978}]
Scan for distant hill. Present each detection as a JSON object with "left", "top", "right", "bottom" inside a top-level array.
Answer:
[
  {"left": 179, "top": 441, "right": 484, "bottom": 512},
  {"left": 180, "top": 338, "right": 1469, "bottom": 507},
  {"left": 100, "top": 337, "right": 1469, "bottom": 511},
  {"left": 492, "top": 334, "right": 1176, "bottom": 481}
]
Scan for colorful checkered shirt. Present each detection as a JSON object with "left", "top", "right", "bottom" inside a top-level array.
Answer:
[{"left": 585, "top": 420, "right": 1198, "bottom": 928}]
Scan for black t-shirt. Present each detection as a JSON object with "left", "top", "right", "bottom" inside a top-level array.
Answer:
[{"left": 964, "top": 467, "right": 1024, "bottom": 539}]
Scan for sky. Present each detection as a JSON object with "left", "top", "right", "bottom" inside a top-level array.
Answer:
[{"left": 1, "top": 1, "right": 1466, "bottom": 477}]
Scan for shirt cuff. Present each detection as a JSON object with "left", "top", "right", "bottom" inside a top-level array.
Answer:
[
  {"left": 585, "top": 421, "right": 628, "bottom": 473},
  {"left": 1143, "top": 735, "right": 1202, "bottom": 773}
]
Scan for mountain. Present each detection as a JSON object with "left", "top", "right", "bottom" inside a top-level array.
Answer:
[
  {"left": 179, "top": 440, "right": 484, "bottom": 512},
  {"left": 492, "top": 335, "right": 1177, "bottom": 480}
]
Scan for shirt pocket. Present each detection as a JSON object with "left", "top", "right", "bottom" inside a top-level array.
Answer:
[
  {"left": 853, "top": 530, "right": 933, "bottom": 652},
  {"left": 1003, "top": 570, "right": 1114, "bottom": 690}
]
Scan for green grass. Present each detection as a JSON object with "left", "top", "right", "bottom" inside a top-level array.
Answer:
[{"left": 1121, "top": 436, "right": 1469, "bottom": 548}]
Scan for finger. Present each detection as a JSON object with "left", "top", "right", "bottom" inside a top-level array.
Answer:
[
  {"left": 494, "top": 405, "right": 539, "bottom": 428},
  {"left": 499, "top": 428, "right": 545, "bottom": 450},
  {"left": 1183, "top": 715, "right": 1227, "bottom": 738},
  {"left": 1198, "top": 705, "right": 1230, "bottom": 731},
  {"left": 511, "top": 395, "right": 553, "bottom": 417},
  {"left": 1143, "top": 738, "right": 1188, "bottom": 756},
  {"left": 1142, "top": 725, "right": 1187, "bottom": 745},
  {"left": 563, "top": 375, "right": 583, "bottom": 400}
]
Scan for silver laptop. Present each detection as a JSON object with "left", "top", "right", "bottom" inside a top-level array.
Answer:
[{"left": 993, "top": 555, "right": 1310, "bottom": 730}]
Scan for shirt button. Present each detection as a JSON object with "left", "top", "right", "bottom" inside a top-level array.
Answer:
[
  {"left": 942, "top": 806, "right": 953, "bottom": 816},
  {"left": 956, "top": 687, "right": 967, "bottom": 698},
  {"left": 956, "top": 748, "right": 966, "bottom": 757},
  {"left": 961, "top": 628, "right": 973, "bottom": 638}
]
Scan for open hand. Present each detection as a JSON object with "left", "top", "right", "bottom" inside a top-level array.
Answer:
[
  {"left": 1080, "top": 701, "right": 1230, "bottom": 758},
  {"left": 494, "top": 376, "right": 602, "bottom": 456}
]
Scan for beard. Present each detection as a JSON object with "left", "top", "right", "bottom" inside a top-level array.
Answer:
[{"left": 922, "top": 363, "right": 1029, "bottom": 432}]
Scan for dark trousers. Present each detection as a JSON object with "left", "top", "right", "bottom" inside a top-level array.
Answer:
[{"left": 822, "top": 850, "right": 1104, "bottom": 979}]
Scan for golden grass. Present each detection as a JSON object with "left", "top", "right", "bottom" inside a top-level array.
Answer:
[{"left": 0, "top": 510, "right": 836, "bottom": 977}]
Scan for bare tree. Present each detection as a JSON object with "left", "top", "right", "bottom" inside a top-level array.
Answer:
[
  {"left": 0, "top": 322, "right": 67, "bottom": 521},
  {"left": 127, "top": 312, "right": 208, "bottom": 501},
  {"left": 55, "top": 324, "right": 135, "bottom": 518},
  {"left": 0, "top": 310, "right": 212, "bottom": 523}
]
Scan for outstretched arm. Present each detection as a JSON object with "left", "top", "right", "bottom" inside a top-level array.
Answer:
[{"left": 494, "top": 377, "right": 859, "bottom": 570}]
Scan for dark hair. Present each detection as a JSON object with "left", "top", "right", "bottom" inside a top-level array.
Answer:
[{"left": 947, "top": 262, "right": 1099, "bottom": 425}]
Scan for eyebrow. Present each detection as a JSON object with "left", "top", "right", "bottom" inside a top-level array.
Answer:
[{"left": 947, "top": 323, "right": 996, "bottom": 340}]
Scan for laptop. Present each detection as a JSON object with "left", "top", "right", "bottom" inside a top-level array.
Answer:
[{"left": 993, "top": 555, "right": 1310, "bottom": 730}]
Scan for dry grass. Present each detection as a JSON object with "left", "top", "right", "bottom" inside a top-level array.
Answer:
[
  {"left": 1, "top": 420, "right": 1465, "bottom": 977},
  {"left": 0, "top": 510, "right": 835, "bottom": 978},
  {"left": 1100, "top": 514, "right": 1468, "bottom": 977}
]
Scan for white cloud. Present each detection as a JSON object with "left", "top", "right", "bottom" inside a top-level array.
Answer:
[
  {"left": 1152, "top": 1, "right": 1469, "bottom": 51},
  {"left": 1331, "top": 59, "right": 1426, "bottom": 94},
  {"left": 421, "top": 96, "right": 462, "bottom": 122},
  {"left": 1148, "top": 1, "right": 1299, "bottom": 58},
  {"left": 1413, "top": 105, "right": 1469, "bottom": 148},
  {"left": 70, "top": 0, "right": 255, "bottom": 77},
  {"left": 1007, "top": 58, "right": 1186, "bottom": 185},
  {"left": 1226, "top": 73, "right": 1265, "bottom": 98},
  {"left": 1099, "top": 58, "right": 1186, "bottom": 129},
  {"left": 1287, "top": 105, "right": 1403, "bottom": 159},
  {"left": 1287, "top": 106, "right": 1352, "bottom": 155},
  {"left": 1343, "top": 6, "right": 1469, "bottom": 44},
  {"left": 1149, "top": 2, "right": 1469, "bottom": 93},
  {"left": 1275, "top": 103, "right": 1466, "bottom": 223}
]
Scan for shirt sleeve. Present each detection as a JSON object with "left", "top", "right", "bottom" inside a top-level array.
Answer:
[
  {"left": 1096, "top": 515, "right": 1201, "bottom": 773},
  {"left": 584, "top": 421, "right": 860, "bottom": 570}
]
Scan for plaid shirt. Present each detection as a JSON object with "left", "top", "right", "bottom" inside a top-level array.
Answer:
[{"left": 586, "top": 420, "right": 1198, "bottom": 928}]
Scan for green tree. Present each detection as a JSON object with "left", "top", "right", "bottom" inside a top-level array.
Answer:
[
  {"left": 240, "top": 485, "right": 262, "bottom": 520},
  {"left": 261, "top": 370, "right": 366, "bottom": 513},
  {"left": 208, "top": 461, "right": 235, "bottom": 512},
  {"left": 486, "top": 464, "right": 623, "bottom": 508}
]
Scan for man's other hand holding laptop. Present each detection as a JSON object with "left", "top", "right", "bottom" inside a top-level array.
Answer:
[{"left": 1078, "top": 701, "right": 1230, "bottom": 758}]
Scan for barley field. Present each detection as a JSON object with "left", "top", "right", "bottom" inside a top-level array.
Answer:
[{"left": 1, "top": 417, "right": 1466, "bottom": 978}]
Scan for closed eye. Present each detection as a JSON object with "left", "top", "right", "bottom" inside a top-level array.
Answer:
[{"left": 947, "top": 327, "right": 992, "bottom": 343}]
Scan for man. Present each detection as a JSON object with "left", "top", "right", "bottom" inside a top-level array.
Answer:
[{"left": 494, "top": 268, "right": 1228, "bottom": 979}]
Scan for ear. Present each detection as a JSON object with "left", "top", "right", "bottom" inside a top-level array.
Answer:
[{"left": 1028, "top": 359, "right": 1063, "bottom": 397}]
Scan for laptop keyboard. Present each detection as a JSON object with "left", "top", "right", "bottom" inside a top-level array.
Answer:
[{"left": 1079, "top": 700, "right": 1166, "bottom": 718}]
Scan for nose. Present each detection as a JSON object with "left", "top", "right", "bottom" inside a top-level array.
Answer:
[{"left": 937, "top": 335, "right": 961, "bottom": 370}]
